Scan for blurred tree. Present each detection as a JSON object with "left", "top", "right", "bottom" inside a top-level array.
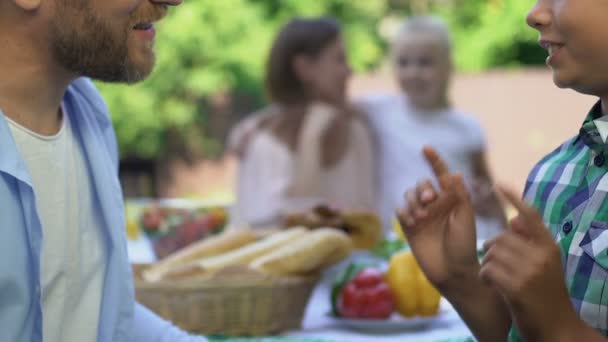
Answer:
[
  {"left": 434, "top": 0, "right": 544, "bottom": 70},
  {"left": 98, "top": 0, "right": 543, "bottom": 162}
]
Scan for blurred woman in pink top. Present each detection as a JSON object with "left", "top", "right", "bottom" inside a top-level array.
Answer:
[{"left": 228, "top": 17, "right": 379, "bottom": 228}]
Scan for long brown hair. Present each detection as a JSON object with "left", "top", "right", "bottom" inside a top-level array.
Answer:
[
  {"left": 255, "top": 17, "right": 354, "bottom": 169},
  {"left": 265, "top": 17, "right": 341, "bottom": 105}
]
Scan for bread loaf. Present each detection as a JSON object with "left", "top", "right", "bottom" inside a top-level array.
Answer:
[
  {"left": 143, "top": 228, "right": 257, "bottom": 282},
  {"left": 250, "top": 228, "right": 352, "bottom": 276},
  {"left": 163, "top": 227, "right": 308, "bottom": 278}
]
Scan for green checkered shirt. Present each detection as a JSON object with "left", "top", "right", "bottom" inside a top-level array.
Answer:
[{"left": 509, "top": 101, "right": 608, "bottom": 341}]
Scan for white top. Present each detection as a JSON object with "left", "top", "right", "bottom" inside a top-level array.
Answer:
[
  {"left": 231, "top": 103, "right": 379, "bottom": 227},
  {"left": 360, "top": 95, "right": 501, "bottom": 239},
  {"left": 7, "top": 108, "right": 106, "bottom": 342},
  {"left": 594, "top": 117, "right": 608, "bottom": 142}
]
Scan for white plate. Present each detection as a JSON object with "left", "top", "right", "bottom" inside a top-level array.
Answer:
[{"left": 327, "top": 310, "right": 445, "bottom": 333}]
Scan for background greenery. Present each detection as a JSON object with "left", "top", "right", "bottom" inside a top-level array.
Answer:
[{"left": 97, "top": 0, "right": 542, "bottom": 161}]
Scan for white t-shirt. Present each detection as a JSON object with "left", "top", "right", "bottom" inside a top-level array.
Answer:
[
  {"left": 360, "top": 95, "right": 501, "bottom": 239},
  {"left": 7, "top": 108, "right": 106, "bottom": 342}
]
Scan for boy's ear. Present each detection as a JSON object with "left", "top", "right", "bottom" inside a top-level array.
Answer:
[{"left": 12, "top": 0, "right": 42, "bottom": 11}]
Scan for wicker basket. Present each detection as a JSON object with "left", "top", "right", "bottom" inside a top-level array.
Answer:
[{"left": 133, "top": 264, "right": 318, "bottom": 336}]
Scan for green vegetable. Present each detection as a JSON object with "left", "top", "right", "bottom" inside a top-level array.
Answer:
[{"left": 370, "top": 239, "right": 408, "bottom": 260}]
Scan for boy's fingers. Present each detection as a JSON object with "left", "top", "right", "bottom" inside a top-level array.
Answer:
[
  {"left": 497, "top": 185, "right": 548, "bottom": 240},
  {"left": 497, "top": 185, "right": 534, "bottom": 217},
  {"left": 423, "top": 146, "right": 451, "bottom": 185},
  {"left": 479, "top": 260, "right": 514, "bottom": 298},
  {"left": 416, "top": 179, "right": 438, "bottom": 204},
  {"left": 397, "top": 207, "right": 415, "bottom": 230},
  {"left": 406, "top": 189, "right": 420, "bottom": 213},
  {"left": 451, "top": 173, "right": 472, "bottom": 203},
  {"left": 483, "top": 237, "right": 496, "bottom": 252},
  {"left": 509, "top": 215, "right": 531, "bottom": 239}
]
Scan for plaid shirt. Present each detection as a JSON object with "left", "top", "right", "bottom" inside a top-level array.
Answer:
[{"left": 509, "top": 101, "right": 608, "bottom": 341}]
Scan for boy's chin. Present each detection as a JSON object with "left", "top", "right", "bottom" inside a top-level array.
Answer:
[
  {"left": 554, "top": 74, "right": 599, "bottom": 97},
  {"left": 552, "top": 71, "right": 575, "bottom": 90}
]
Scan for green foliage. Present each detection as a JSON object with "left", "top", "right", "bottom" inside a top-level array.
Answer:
[
  {"left": 98, "top": 0, "right": 543, "bottom": 160},
  {"left": 435, "top": 0, "right": 544, "bottom": 71}
]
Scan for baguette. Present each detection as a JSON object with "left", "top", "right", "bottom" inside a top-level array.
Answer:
[
  {"left": 143, "top": 228, "right": 257, "bottom": 282},
  {"left": 250, "top": 228, "right": 352, "bottom": 276},
  {"left": 164, "top": 227, "right": 308, "bottom": 278}
]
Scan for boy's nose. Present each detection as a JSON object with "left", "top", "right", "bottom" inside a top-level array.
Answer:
[{"left": 526, "top": 0, "right": 551, "bottom": 30}]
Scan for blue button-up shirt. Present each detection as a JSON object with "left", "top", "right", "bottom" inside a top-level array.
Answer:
[{"left": 0, "top": 78, "right": 206, "bottom": 342}]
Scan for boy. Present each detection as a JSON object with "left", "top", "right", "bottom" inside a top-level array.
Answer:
[
  {"left": 400, "top": 1, "right": 608, "bottom": 341},
  {"left": 360, "top": 16, "right": 506, "bottom": 239}
]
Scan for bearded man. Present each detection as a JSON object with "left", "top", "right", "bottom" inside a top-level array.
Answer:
[{"left": 0, "top": 1, "right": 209, "bottom": 341}]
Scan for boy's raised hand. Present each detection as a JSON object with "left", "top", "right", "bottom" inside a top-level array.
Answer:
[
  {"left": 481, "top": 186, "right": 580, "bottom": 341},
  {"left": 397, "top": 146, "right": 479, "bottom": 291}
]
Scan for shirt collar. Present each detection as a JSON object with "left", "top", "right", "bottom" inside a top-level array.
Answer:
[
  {"left": 578, "top": 101, "right": 606, "bottom": 153},
  {"left": 0, "top": 110, "right": 33, "bottom": 185}
]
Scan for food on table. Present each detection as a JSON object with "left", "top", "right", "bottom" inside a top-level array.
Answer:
[
  {"left": 386, "top": 250, "right": 441, "bottom": 317},
  {"left": 161, "top": 227, "right": 308, "bottom": 279},
  {"left": 250, "top": 228, "right": 352, "bottom": 276},
  {"left": 282, "top": 205, "right": 383, "bottom": 249},
  {"left": 137, "top": 201, "right": 228, "bottom": 258},
  {"left": 336, "top": 267, "right": 394, "bottom": 319},
  {"left": 330, "top": 251, "right": 441, "bottom": 320},
  {"left": 135, "top": 221, "right": 357, "bottom": 337},
  {"left": 140, "top": 225, "right": 354, "bottom": 281},
  {"left": 142, "top": 228, "right": 257, "bottom": 282},
  {"left": 392, "top": 217, "right": 407, "bottom": 241},
  {"left": 370, "top": 238, "right": 408, "bottom": 260}
]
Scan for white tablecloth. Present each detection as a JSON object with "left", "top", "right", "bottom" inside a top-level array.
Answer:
[{"left": 285, "top": 278, "right": 472, "bottom": 342}]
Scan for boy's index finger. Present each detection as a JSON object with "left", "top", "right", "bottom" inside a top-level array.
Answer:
[
  {"left": 423, "top": 146, "right": 451, "bottom": 179},
  {"left": 497, "top": 185, "right": 538, "bottom": 220}
]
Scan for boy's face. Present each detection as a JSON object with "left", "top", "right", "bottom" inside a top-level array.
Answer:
[
  {"left": 527, "top": 0, "right": 608, "bottom": 96},
  {"left": 47, "top": 0, "right": 180, "bottom": 83},
  {"left": 393, "top": 32, "right": 451, "bottom": 110}
]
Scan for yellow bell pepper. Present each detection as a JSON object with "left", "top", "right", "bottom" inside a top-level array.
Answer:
[
  {"left": 392, "top": 218, "right": 407, "bottom": 242},
  {"left": 386, "top": 251, "right": 441, "bottom": 318}
]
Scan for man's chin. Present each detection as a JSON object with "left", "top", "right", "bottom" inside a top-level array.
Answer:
[
  {"left": 123, "top": 56, "right": 156, "bottom": 83},
  {"left": 90, "top": 61, "right": 155, "bottom": 84},
  {"left": 123, "top": 64, "right": 155, "bottom": 84}
]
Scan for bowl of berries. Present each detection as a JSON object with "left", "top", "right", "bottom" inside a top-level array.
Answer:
[{"left": 138, "top": 199, "right": 228, "bottom": 259}]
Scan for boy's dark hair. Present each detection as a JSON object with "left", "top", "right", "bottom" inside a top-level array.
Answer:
[{"left": 265, "top": 17, "right": 341, "bottom": 105}]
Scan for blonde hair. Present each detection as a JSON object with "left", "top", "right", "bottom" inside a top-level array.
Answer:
[{"left": 395, "top": 16, "right": 452, "bottom": 56}]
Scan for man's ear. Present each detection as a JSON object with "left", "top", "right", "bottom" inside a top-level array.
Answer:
[{"left": 13, "top": 0, "right": 42, "bottom": 11}]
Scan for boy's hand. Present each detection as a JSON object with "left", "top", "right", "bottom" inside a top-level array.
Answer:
[
  {"left": 397, "top": 146, "right": 479, "bottom": 291},
  {"left": 480, "top": 186, "right": 579, "bottom": 341}
]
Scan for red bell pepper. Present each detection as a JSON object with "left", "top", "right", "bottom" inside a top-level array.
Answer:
[{"left": 337, "top": 268, "right": 394, "bottom": 319}]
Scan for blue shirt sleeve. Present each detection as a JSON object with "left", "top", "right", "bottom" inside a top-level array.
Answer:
[{"left": 133, "top": 302, "right": 208, "bottom": 342}]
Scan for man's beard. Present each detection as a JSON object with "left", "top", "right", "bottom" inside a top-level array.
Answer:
[{"left": 49, "top": 2, "right": 155, "bottom": 84}]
